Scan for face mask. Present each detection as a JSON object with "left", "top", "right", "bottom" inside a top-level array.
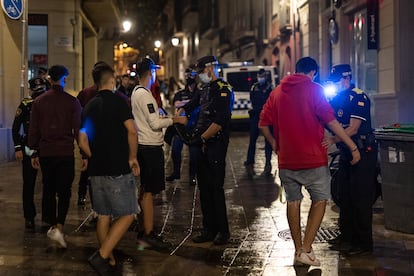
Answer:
[
  {"left": 199, "top": 72, "right": 211, "bottom": 84},
  {"left": 257, "top": 77, "right": 266, "bottom": 84}
]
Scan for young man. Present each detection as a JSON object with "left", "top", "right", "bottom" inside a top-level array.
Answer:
[
  {"left": 12, "top": 77, "right": 46, "bottom": 230},
  {"left": 326, "top": 64, "right": 378, "bottom": 256},
  {"left": 259, "top": 57, "right": 360, "bottom": 266},
  {"left": 28, "top": 65, "right": 85, "bottom": 248},
  {"left": 78, "top": 62, "right": 140, "bottom": 275},
  {"left": 131, "top": 57, "right": 185, "bottom": 250}
]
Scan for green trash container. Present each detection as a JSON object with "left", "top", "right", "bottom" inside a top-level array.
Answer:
[{"left": 375, "top": 126, "right": 414, "bottom": 233}]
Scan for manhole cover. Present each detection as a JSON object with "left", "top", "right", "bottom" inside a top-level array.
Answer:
[{"left": 277, "top": 227, "right": 340, "bottom": 243}]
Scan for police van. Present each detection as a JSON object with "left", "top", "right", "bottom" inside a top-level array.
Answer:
[{"left": 221, "top": 64, "right": 278, "bottom": 124}]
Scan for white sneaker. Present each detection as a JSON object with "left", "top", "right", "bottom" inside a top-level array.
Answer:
[
  {"left": 294, "top": 248, "right": 320, "bottom": 266},
  {"left": 47, "top": 227, "right": 67, "bottom": 248}
]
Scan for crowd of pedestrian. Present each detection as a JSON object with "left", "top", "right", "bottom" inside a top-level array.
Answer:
[{"left": 11, "top": 54, "right": 378, "bottom": 274}]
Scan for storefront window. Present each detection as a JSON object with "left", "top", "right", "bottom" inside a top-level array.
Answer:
[
  {"left": 28, "top": 14, "right": 48, "bottom": 80},
  {"left": 350, "top": 10, "right": 378, "bottom": 94}
]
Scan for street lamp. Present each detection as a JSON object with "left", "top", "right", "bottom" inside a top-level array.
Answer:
[
  {"left": 171, "top": 37, "right": 179, "bottom": 47},
  {"left": 122, "top": 20, "right": 132, "bottom": 32},
  {"left": 154, "top": 40, "right": 161, "bottom": 48}
]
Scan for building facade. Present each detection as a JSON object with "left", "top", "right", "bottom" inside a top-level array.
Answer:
[
  {"left": 0, "top": 0, "right": 122, "bottom": 162},
  {"left": 160, "top": 0, "right": 414, "bottom": 127}
]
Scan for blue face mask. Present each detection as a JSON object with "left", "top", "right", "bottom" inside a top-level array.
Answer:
[{"left": 257, "top": 77, "right": 266, "bottom": 84}]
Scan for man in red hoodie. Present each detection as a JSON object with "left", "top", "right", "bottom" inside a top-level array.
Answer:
[{"left": 259, "top": 57, "right": 360, "bottom": 266}]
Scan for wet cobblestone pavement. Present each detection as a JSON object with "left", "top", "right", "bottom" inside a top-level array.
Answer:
[{"left": 1, "top": 131, "right": 414, "bottom": 275}]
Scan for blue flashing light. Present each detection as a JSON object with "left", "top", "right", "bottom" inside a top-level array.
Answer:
[{"left": 324, "top": 82, "right": 338, "bottom": 99}]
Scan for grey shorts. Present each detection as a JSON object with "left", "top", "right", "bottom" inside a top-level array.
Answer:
[
  {"left": 90, "top": 173, "right": 139, "bottom": 217},
  {"left": 279, "top": 166, "right": 331, "bottom": 202}
]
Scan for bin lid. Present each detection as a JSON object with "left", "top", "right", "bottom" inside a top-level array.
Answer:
[
  {"left": 380, "top": 123, "right": 414, "bottom": 134},
  {"left": 375, "top": 124, "right": 414, "bottom": 141}
]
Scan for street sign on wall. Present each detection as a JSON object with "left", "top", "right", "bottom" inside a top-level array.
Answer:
[{"left": 1, "top": 0, "right": 23, "bottom": 20}]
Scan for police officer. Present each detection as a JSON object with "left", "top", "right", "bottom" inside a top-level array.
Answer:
[
  {"left": 12, "top": 77, "right": 46, "bottom": 230},
  {"left": 326, "top": 64, "right": 378, "bottom": 256},
  {"left": 244, "top": 68, "right": 273, "bottom": 177},
  {"left": 166, "top": 68, "right": 199, "bottom": 185},
  {"left": 177, "top": 55, "right": 234, "bottom": 245}
]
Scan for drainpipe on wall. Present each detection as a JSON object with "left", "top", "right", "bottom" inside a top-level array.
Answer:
[{"left": 20, "top": 0, "right": 28, "bottom": 101}]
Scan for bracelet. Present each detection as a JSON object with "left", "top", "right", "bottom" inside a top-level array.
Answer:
[{"left": 351, "top": 147, "right": 358, "bottom": 152}]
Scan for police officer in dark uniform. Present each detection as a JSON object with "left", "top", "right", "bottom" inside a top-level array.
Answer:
[
  {"left": 166, "top": 68, "right": 199, "bottom": 185},
  {"left": 244, "top": 68, "right": 273, "bottom": 177},
  {"left": 12, "top": 77, "right": 46, "bottom": 230},
  {"left": 176, "top": 55, "right": 234, "bottom": 245},
  {"left": 326, "top": 64, "right": 378, "bottom": 256}
]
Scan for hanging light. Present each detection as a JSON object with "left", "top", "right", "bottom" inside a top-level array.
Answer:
[
  {"left": 171, "top": 37, "right": 179, "bottom": 47},
  {"left": 122, "top": 20, "right": 132, "bottom": 32}
]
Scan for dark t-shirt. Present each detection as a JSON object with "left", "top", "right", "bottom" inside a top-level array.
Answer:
[
  {"left": 81, "top": 90, "right": 133, "bottom": 176},
  {"left": 329, "top": 84, "right": 372, "bottom": 135}
]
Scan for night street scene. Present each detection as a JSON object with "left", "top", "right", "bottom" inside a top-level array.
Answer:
[{"left": 1, "top": 0, "right": 414, "bottom": 275}]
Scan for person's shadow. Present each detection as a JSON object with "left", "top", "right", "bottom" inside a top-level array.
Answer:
[{"left": 294, "top": 265, "right": 322, "bottom": 276}]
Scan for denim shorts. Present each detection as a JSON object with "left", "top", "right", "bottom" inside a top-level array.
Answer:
[
  {"left": 279, "top": 166, "right": 331, "bottom": 202},
  {"left": 90, "top": 173, "right": 139, "bottom": 217}
]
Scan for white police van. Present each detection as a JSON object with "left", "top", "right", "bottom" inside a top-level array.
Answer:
[{"left": 222, "top": 63, "right": 278, "bottom": 124}]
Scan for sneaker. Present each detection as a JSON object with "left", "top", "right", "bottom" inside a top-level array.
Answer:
[
  {"left": 47, "top": 227, "right": 67, "bottom": 248},
  {"left": 213, "top": 232, "right": 230, "bottom": 245},
  {"left": 166, "top": 174, "right": 180, "bottom": 182},
  {"left": 245, "top": 164, "right": 255, "bottom": 177},
  {"left": 192, "top": 230, "right": 215, "bottom": 243},
  {"left": 262, "top": 164, "right": 272, "bottom": 177},
  {"left": 88, "top": 250, "right": 113, "bottom": 276},
  {"left": 294, "top": 248, "right": 321, "bottom": 266},
  {"left": 137, "top": 231, "right": 171, "bottom": 250},
  {"left": 77, "top": 197, "right": 86, "bottom": 207},
  {"left": 25, "top": 219, "right": 35, "bottom": 230}
]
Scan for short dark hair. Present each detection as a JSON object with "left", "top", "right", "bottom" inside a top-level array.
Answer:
[
  {"left": 48, "top": 65, "right": 69, "bottom": 81},
  {"left": 92, "top": 62, "right": 114, "bottom": 86},
  {"left": 295, "top": 57, "right": 318, "bottom": 74}
]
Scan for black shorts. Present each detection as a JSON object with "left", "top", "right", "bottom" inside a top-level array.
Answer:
[{"left": 137, "top": 145, "right": 165, "bottom": 194}]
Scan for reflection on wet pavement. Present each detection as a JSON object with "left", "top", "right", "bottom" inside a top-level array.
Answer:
[{"left": 0, "top": 132, "right": 413, "bottom": 275}]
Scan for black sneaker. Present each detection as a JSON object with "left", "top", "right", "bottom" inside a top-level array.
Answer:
[
  {"left": 328, "top": 235, "right": 342, "bottom": 245},
  {"left": 166, "top": 174, "right": 180, "bottom": 182},
  {"left": 137, "top": 231, "right": 171, "bottom": 250},
  {"left": 262, "top": 165, "right": 272, "bottom": 177},
  {"left": 213, "top": 232, "right": 230, "bottom": 245},
  {"left": 25, "top": 219, "right": 35, "bottom": 230},
  {"left": 77, "top": 197, "right": 86, "bottom": 207},
  {"left": 88, "top": 250, "right": 113, "bottom": 276},
  {"left": 192, "top": 230, "right": 215, "bottom": 243},
  {"left": 245, "top": 164, "right": 255, "bottom": 177}
]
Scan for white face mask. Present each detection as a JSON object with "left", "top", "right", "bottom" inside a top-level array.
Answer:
[{"left": 199, "top": 72, "right": 211, "bottom": 84}]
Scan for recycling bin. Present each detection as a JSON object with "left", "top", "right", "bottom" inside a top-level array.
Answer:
[{"left": 375, "top": 125, "right": 414, "bottom": 233}]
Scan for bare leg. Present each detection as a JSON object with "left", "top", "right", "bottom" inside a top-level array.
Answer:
[
  {"left": 96, "top": 215, "right": 115, "bottom": 265},
  {"left": 140, "top": 192, "right": 154, "bottom": 235},
  {"left": 287, "top": 200, "right": 302, "bottom": 251},
  {"left": 99, "top": 214, "right": 135, "bottom": 260},
  {"left": 302, "top": 200, "right": 326, "bottom": 252}
]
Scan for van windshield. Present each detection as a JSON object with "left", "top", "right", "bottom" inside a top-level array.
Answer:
[{"left": 226, "top": 70, "right": 271, "bottom": 92}]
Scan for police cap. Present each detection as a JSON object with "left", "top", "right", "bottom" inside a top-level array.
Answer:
[
  {"left": 28, "top": 77, "right": 46, "bottom": 92},
  {"left": 136, "top": 57, "right": 160, "bottom": 77},
  {"left": 329, "top": 64, "right": 352, "bottom": 82},
  {"left": 196, "top": 55, "right": 218, "bottom": 73},
  {"left": 257, "top": 68, "right": 266, "bottom": 77}
]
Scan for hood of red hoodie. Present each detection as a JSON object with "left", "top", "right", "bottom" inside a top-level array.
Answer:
[{"left": 280, "top": 74, "right": 312, "bottom": 92}]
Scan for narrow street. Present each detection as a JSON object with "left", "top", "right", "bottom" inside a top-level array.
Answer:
[{"left": 0, "top": 131, "right": 413, "bottom": 276}]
